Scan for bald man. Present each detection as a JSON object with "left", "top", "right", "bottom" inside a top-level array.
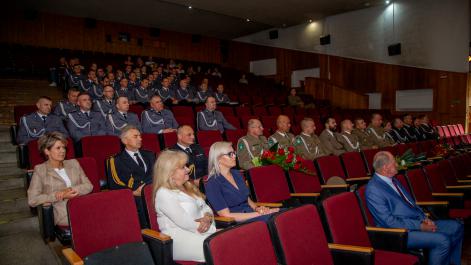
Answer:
[
  {"left": 171, "top": 125, "right": 208, "bottom": 181},
  {"left": 352, "top": 118, "right": 378, "bottom": 150},
  {"left": 294, "top": 118, "right": 328, "bottom": 160},
  {"left": 336, "top": 119, "right": 360, "bottom": 152},
  {"left": 237, "top": 119, "right": 269, "bottom": 170},
  {"left": 196, "top": 96, "right": 236, "bottom": 132},
  {"left": 268, "top": 115, "right": 295, "bottom": 149}
]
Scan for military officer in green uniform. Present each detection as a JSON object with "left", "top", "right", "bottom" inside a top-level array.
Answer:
[
  {"left": 268, "top": 115, "right": 295, "bottom": 149},
  {"left": 237, "top": 119, "right": 269, "bottom": 170},
  {"left": 294, "top": 118, "right": 328, "bottom": 160},
  {"left": 367, "top": 113, "right": 392, "bottom": 148},
  {"left": 352, "top": 118, "right": 378, "bottom": 150},
  {"left": 336, "top": 119, "right": 361, "bottom": 152}
]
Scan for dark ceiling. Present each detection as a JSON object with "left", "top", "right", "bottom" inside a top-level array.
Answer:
[{"left": 11, "top": 0, "right": 381, "bottom": 39}]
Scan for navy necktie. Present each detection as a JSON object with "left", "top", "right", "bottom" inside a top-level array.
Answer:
[
  {"left": 123, "top": 113, "right": 127, "bottom": 120},
  {"left": 42, "top": 116, "right": 47, "bottom": 123},
  {"left": 134, "top": 153, "right": 145, "bottom": 171}
]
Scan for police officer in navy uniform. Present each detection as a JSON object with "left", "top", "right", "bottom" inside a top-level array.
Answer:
[
  {"left": 156, "top": 77, "right": 178, "bottom": 105},
  {"left": 115, "top": 78, "right": 135, "bottom": 101},
  {"left": 67, "top": 65, "right": 84, "bottom": 89},
  {"left": 107, "top": 125, "right": 155, "bottom": 227},
  {"left": 105, "top": 96, "right": 141, "bottom": 136},
  {"left": 175, "top": 79, "right": 196, "bottom": 103},
  {"left": 214, "top": 83, "right": 231, "bottom": 104},
  {"left": 53, "top": 87, "right": 80, "bottom": 120},
  {"left": 171, "top": 125, "right": 208, "bottom": 184},
  {"left": 79, "top": 70, "right": 103, "bottom": 101},
  {"left": 17, "top": 96, "right": 69, "bottom": 145},
  {"left": 93, "top": 85, "right": 116, "bottom": 118},
  {"left": 141, "top": 95, "right": 179, "bottom": 134},
  {"left": 66, "top": 92, "right": 106, "bottom": 143},
  {"left": 197, "top": 96, "right": 236, "bottom": 132},
  {"left": 133, "top": 79, "right": 151, "bottom": 107},
  {"left": 196, "top": 83, "right": 212, "bottom": 103},
  {"left": 127, "top": 72, "right": 140, "bottom": 91}
]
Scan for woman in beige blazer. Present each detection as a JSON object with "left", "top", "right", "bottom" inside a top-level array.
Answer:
[{"left": 27, "top": 132, "right": 93, "bottom": 226}]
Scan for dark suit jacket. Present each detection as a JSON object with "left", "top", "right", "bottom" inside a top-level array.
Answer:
[
  {"left": 171, "top": 143, "right": 208, "bottom": 180},
  {"left": 108, "top": 150, "right": 155, "bottom": 190}
]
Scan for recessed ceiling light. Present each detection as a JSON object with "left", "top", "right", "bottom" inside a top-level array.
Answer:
[
  {"left": 246, "top": 18, "right": 251, "bottom": 22},
  {"left": 188, "top": 5, "right": 192, "bottom": 9},
  {"left": 364, "top": 2, "right": 371, "bottom": 7},
  {"left": 309, "top": 19, "right": 313, "bottom": 23},
  {"left": 385, "top": 0, "right": 390, "bottom": 4}
]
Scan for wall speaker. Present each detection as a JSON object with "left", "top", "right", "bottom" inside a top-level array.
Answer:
[
  {"left": 269, "top": 30, "right": 278, "bottom": 40},
  {"left": 150, "top": 28, "right": 160, "bottom": 37},
  {"left": 320, "top": 35, "right": 331, "bottom": 45},
  {"left": 388, "top": 43, "right": 401, "bottom": 56},
  {"left": 85, "top": 18, "right": 97, "bottom": 29}
]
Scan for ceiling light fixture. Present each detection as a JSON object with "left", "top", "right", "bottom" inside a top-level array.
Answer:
[
  {"left": 246, "top": 18, "right": 251, "bottom": 22},
  {"left": 385, "top": 0, "right": 390, "bottom": 4},
  {"left": 188, "top": 5, "right": 192, "bottom": 9},
  {"left": 309, "top": 19, "right": 313, "bottom": 23}
]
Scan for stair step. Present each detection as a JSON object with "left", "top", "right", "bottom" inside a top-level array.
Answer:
[
  {"left": 0, "top": 152, "right": 17, "bottom": 164},
  {"left": 0, "top": 210, "right": 34, "bottom": 225},
  {"left": 0, "top": 188, "right": 26, "bottom": 201},
  {"left": 0, "top": 144, "right": 16, "bottom": 153},
  {"left": 0, "top": 177, "right": 24, "bottom": 191},
  {"left": 0, "top": 197, "right": 29, "bottom": 215},
  {"left": 0, "top": 166, "right": 25, "bottom": 177}
]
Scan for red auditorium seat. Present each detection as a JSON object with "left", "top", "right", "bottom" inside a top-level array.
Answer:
[
  {"left": 129, "top": 104, "right": 145, "bottom": 120},
  {"left": 239, "top": 115, "right": 259, "bottom": 129},
  {"left": 235, "top": 106, "right": 252, "bottom": 117},
  {"left": 81, "top": 135, "right": 121, "bottom": 183},
  {"left": 356, "top": 185, "right": 377, "bottom": 226},
  {"left": 246, "top": 165, "right": 319, "bottom": 206},
  {"left": 340, "top": 151, "right": 371, "bottom": 183},
  {"left": 457, "top": 124, "right": 466, "bottom": 135},
  {"left": 436, "top": 126, "right": 445, "bottom": 138},
  {"left": 204, "top": 221, "right": 278, "bottom": 265},
  {"left": 437, "top": 159, "right": 470, "bottom": 187},
  {"left": 238, "top": 95, "right": 251, "bottom": 105},
  {"left": 286, "top": 170, "right": 322, "bottom": 194},
  {"left": 396, "top": 144, "right": 410, "bottom": 156},
  {"left": 268, "top": 205, "right": 376, "bottom": 265},
  {"left": 449, "top": 155, "right": 471, "bottom": 180},
  {"left": 224, "top": 115, "right": 241, "bottom": 129},
  {"left": 267, "top": 106, "right": 282, "bottom": 116},
  {"left": 251, "top": 96, "right": 264, "bottom": 106},
  {"left": 315, "top": 155, "right": 347, "bottom": 183},
  {"left": 252, "top": 105, "right": 268, "bottom": 116},
  {"left": 63, "top": 190, "right": 164, "bottom": 265},
  {"left": 76, "top": 157, "right": 101, "bottom": 193},
  {"left": 141, "top": 133, "right": 161, "bottom": 154},
  {"left": 13, "top": 105, "right": 37, "bottom": 125},
  {"left": 322, "top": 192, "right": 418, "bottom": 265},
  {"left": 171, "top": 106, "right": 194, "bottom": 117},
  {"left": 361, "top": 148, "right": 380, "bottom": 175},
  {"left": 260, "top": 116, "right": 278, "bottom": 134},
  {"left": 27, "top": 137, "right": 75, "bottom": 169},
  {"left": 217, "top": 106, "right": 235, "bottom": 117},
  {"left": 224, "top": 129, "right": 245, "bottom": 147},
  {"left": 381, "top": 145, "right": 397, "bottom": 156},
  {"left": 161, "top": 131, "right": 178, "bottom": 148},
  {"left": 197, "top": 130, "right": 223, "bottom": 156},
  {"left": 175, "top": 115, "right": 195, "bottom": 128},
  {"left": 282, "top": 106, "right": 295, "bottom": 117},
  {"left": 447, "top": 125, "right": 457, "bottom": 137}
]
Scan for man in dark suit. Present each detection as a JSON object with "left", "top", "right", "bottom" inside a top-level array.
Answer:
[
  {"left": 366, "top": 151, "right": 463, "bottom": 265},
  {"left": 171, "top": 125, "right": 208, "bottom": 184},
  {"left": 107, "top": 125, "right": 155, "bottom": 227}
]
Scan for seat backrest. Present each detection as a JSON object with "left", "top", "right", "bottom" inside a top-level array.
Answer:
[
  {"left": 452, "top": 125, "right": 461, "bottom": 136},
  {"left": 252, "top": 106, "right": 268, "bottom": 116},
  {"left": 81, "top": 135, "right": 121, "bottom": 181},
  {"left": 68, "top": 189, "right": 142, "bottom": 258},
  {"left": 405, "top": 169, "right": 433, "bottom": 201},
  {"left": 381, "top": 145, "right": 397, "bottom": 156},
  {"left": 267, "top": 106, "right": 282, "bottom": 116},
  {"left": 235, "top": 106, "right": 251, "bottom": 117},
  {"left": 162, "top": 131, "right": 178, "bottom": 148},
  {"left": 171, "top": 106, "right": 194, "bottom": 117},
  {"left": 396, "top": 144, "right": 410, "bottom": 156},
  {"left": 175, "top": 115, "right": 196, "bottom": 129},
  {"left": 14, "top": 105, "right": 37, "bottom": 125},
  {"left": 204, "top": 221, "right": 278, "bottom": 265},
  {"left": 457, "top": 124, "right": 465, "bottom": 135},
  {"left": 287, "top": 170, "right": 322, "bottom": 193},
  {"left": 447, "top": 125, "right": 456, "bottom": 136},
  {"left": 247, "top": 165, "right": 291, "bottom": 203},
  {"left": 141, "top": 133, "right": 160, "bottom": 154},
  {"left": 442, "top": 126, "right": 451, "bottom": 138},
  {"left": 395, "top": 174, "right": 412, "bottom": 194},
  {"left": 224, "top": 116, "right": 241, "bottom": 129},
  {"left": 449, "top": 156, "right": 466, "bottom": 179},
  {"left": 260, "top": 116, "right": 278, "bottom": 133},
  {"left": 407, "top": 143, "right": 420, "bottom": 155},
  {"left": 437, "top": 159, "right": 459, "bottom": 186},
  {"left": 315, "top": 155, "right": 346, "bottom": 183},
  {"left": 322, "top": 192, "right": 371, "bottom": 247},
  {"left": 197, "top": 131, "right": 223, "bottom": 149},
  {"left": 423, "top": 163, "right": 448, "bottom": 193},
  {"left": 28, "top": 137, "right": 75, "bottom": 169},
  {"left": 142, "top": 184, "right": 159, "bottom": 231},
  {"left": 341, "top": 152, "right": 368, "bottom": 179},
  {"left": 218, "top": 106, "right": 235, "bottom": 117},
  {"left": 225, "top": 129, "right": 245, "bottom": 147},
  {"left": 356, "top": 186, "right": 376, "bottom": 226},
  {"left": 270, "top": 205, "right": 333, "bottom": 265},
  {"left": 361, "top": 149, "right": 379, "bottom": 175},
  {"left": 436, "top": 126, "right": 445, "bottom": 138},
  {"left": 76, "top": 157, "right": 101, "bottom": 193}
]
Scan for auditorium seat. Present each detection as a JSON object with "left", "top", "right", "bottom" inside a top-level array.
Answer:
[
  {"left": 260, "top": 116, "right": 278, "bottom": 134},
  {"left": 27, "top": 137, "right": 75, "bottom": 169},
  {"left": 224, "top": 115, "right": 241, "bottom": 129},
  {"left": 141, "top": 133, "right": 161, "bottom": 154},
  {"left": 81, "top": 135, "right": 121, "bottom": 185},
  {"left": 171, "top": 106, "right": 194, "bottom": 117},
  {"left": 396, "top": 144, "right": 410, "bottom": 156},
  {"left": 217, "top": 106, "right": 235, "bottom": 117},
  {"left": 437, "top": 159, "right": 471, "bottom": 187},
  {"left": 224, "top": 129, "right": 245, "bottom": 147},
  {"left": 361, "top": 149, "right": 380, "bottom": 175},
  {"left": 315, "top": 155, "right": 346, "bottom": 183},
  {"left": 252, "top": 105, "right": 268, "bottom": 116},
  {"left": 197, "top": 130, "right": 223, "bottom": 153},
  {"left": 356, "top": 185, "right": 377, "bottom": 226},
  {"left": 436, "top": 126, "right": 445, "bottom": 138},
  {"left": 161, "top": 131, "right": 178, "bottom": 148},
  {"left": 239, "top": 115, "right": 259, "bottom": 129},
  {"left": 11, "top": 104, "right": 37, "bottom": 145},
  {"left": 246, "top": 165, "right": 319, "bottom": 207},
  {"left": 322, "top": 192, "right": 418, "bottom": 264},
  {"left": 175, "top": 115, "right": 196, "bottom": 129},
  {"left": 267, "top": 106, "right": 282, "bottom": 116},
  {"left": 381, "top": 145, "right": 398, "bottom": 156},
  {"left": 449, "top": 155, "right": 471, "bottom": 180},
  {"left": 62, "top": 190, "right": 164, "bottom": 265},
  {"left": 129, "top": 104, "right": 145, "bottom": 120},
  {"left": 76, "top": 157, "right": 102, "bottom": 193},
  {"left": 235, "top": 106, "right": 251, "bottom": 117},
  {"left": 268, "top": 205, "right": 376, "bottom": 265},
  {"left": 340, "top": 152, "right": 371, "bottom": 183}
]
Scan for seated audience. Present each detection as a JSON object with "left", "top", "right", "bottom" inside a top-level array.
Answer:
[
  {"left": 52, "top": 87, "right": 80, "bottom": 120},
  {"left": 367, "top": 113, "right": 392, "bottom": 147},
  {"left": 172, "top": 125, "right": 208, "bottom": 183},
  {"left": 27, "top": 132, "right": 93, "bottom": 226},
  {"left": 105, "top": 96, "right": 141, "bottom": 136},
  {"left": 391, "top": 118, "right": 409, "bottom": 144},
  {"left": 287, "top": 88, "right": 315, "bottom": 108},
  {"left": 92, "top": 85, "right": 116, "bottom": 118},
  {"left": 268, "top": 115, "right": 295, "bottom": 149},
  {"left": 115, "top": 78, "right": 135, "bottom": 100},
  {"left": 156, "top": 77, "right": 178, "bottom": 105},
  {"left": 79, "top": 70, "right": 102, "bottom": 101},
  {"left": 336, "top": 119, "right": 360, "bottom": 152},
  {"left": 413, "top": 117, "right": 427, "bottom": 141},
  {"left": 418, "top": 114, "right": 438, "bottom": 140},
  {"left": 366, "top": 151, "right": 464, "bottom": 265},
  {"left": 319, "top": 117, "right": 344, "bottom": 155},
  {"left": 382, "top": 120, "right": 397, "bottom": 146},
  {"left": 205, "top": 141, "right": 279, "bottom": 223},
  {"left": 237, "top": 119, "right": 269, "bottom": 170},
  {"left": 197, "top": 97, "right": 236, "bottom": 132},
  {"left": 153, "top": 150, "right": 215, "bottom": 262},
  {"left": 352, "top": 118, "right": 378, "bottom": 149},
  {"left": 141, "top": 95, "right": 178, "bottom": 134},
  {"left": 238, "top": 74, "right": 248, "bottom": 85},
  {"left": 402, "top": 114, "right": 418, "bottom": 142},
  {"left": 294, "top": 118, "right": 328, "bottom": 160},
  {"left": 214, "top": 83, "right": 231, "bottom": 104},
  {"left": 127, "top": 72, "right": 140, "bottom": 90},
  {"left": 108, "top": 125, "right": 155, "bottom": 226},
  {"left": 133, "top": 78, "right": 150, "bottom": 106},
  {"left": 17, "top": 96, "right": 69, "bottom": 145},
  {"left": 68, "top": 65, "right": 84, "bottom": 88},
  {"left": 175, "top": 79, "right": 196, "bottom": 103},
  {"left": 66, "top": 92, "right": 106, "bottom": 142},
  {"left": 196, "top": 83, "right": 212, "bottom": 103}
]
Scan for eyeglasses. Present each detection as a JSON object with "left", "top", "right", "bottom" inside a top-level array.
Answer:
[{"left": 223, "top": 151, "right": 237, "bottom": 158}]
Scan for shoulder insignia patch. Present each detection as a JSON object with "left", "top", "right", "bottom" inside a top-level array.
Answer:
[{"left": 238, "top": 142, "right": 244, "bottom": 150}]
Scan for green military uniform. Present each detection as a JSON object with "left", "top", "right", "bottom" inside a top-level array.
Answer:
[
  {"left": 352, "top": 128, "right": 377, "bottom": 150},
  {"left": 336, "top": 131, "right": 361, "bottom": 152},
  {"left": 367, "top": 126, "right": 392, "bottom": 148},
  {"left": 237, "top": 134, "right": 269, "bottom": 170},
  {"left": 319, "top": 129, "right": 345, "bottom": 156},
  {"left": 268, "top": 131, "right": 295, "bottom": 149},
  {"left": 294, "top": 133, "right": 328, "bottom": 160}
]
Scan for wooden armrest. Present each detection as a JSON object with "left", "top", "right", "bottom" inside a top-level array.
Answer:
[
  {"left": 416, "top": 201, "right": 449, "bottom": 206},
  {"left": 328, "top": 243, "right": 374, "bottom": 253},
  {"left": 346, "top": 177, "right": 371, "bottom": 182},
  {"left": 27, "top": 169, "right": 34, "bottom": 173},
  {"left": 62, "top": 248, "right": 83, "bottom": 265},
  {"left": 427, "top": 156, "right": 442, "bottom": 160},
  {"left": 457, "top": 180, "right": 471, "bottom": 183},
  {"left": 446, "top": 185, "right": 471, "bottom": 189},
  {"left": 432, "top": 192, "right": 464, "bottom": 197},
  {"left": 467, "top": 175, "right": 471, "bottom": 179},
  {"left": 290, "top": 193, "right": 320, "bottom": 197},
  {"left": 214, "top": 216, "right": 235, "bottom": 222},
  {"left": 141, "top": 229, "right": 171, "bottom": 242},
  {"left": 321, "top": 184, "right": 349, "bottom": 188},
  {"left": 255, "top": 202, "right": 283, "bottom": 207},
  {"left": 365, "top": 226, "right": 407, "bottom": 233}
]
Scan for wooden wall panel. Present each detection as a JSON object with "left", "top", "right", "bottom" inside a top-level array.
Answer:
[{"left": 305, "top": 77, "right": 368, "bottom": 109}]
